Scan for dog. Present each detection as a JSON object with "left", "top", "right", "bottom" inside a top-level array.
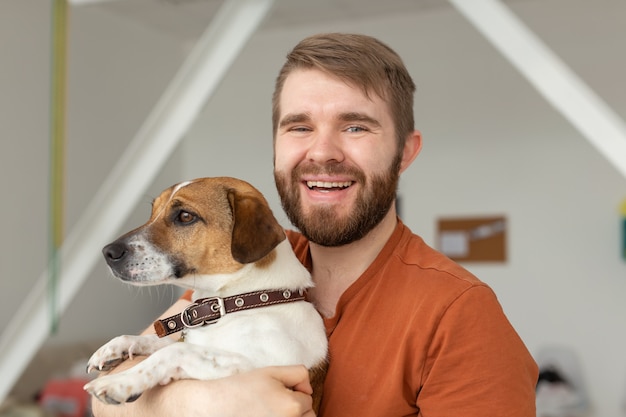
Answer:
[{"left": 84, "top": 177, "right": 328, "bottom": 411}]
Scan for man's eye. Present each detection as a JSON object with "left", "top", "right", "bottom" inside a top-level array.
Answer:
[
  {"left": 346, "top": 125, "right": 368, "bottom": 133},
  {"left": 177, "top": 211, "right": 196, "bottom": 224},
  {"left": 289, "top": 126, "right": 311, "bottom": 133}
]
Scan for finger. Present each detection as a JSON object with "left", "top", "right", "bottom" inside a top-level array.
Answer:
[
  {"left": 269, "top": 365, "right": 313, "bottom": 394},
  {"left": 291, "top": 378, "right": 313, "bottom": 396},
  {"left": 290, "top": 391, "right": 314, "bottom": 416}
]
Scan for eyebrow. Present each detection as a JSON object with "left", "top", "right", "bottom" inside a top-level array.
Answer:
[
  {"left": 279, "top": 112, "right": 311, "bottom": 128},
  {"left": 279, "top": 112, "right": 381, "bottom": 128},
  {"left": 338, "top": 112, "right": 381, "bottom": 127}
]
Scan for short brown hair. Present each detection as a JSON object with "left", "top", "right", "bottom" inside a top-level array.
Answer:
[{"left": 272, "top": 33, "right": 416, "bottom": 149}]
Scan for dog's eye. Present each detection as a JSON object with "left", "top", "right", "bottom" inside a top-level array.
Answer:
[{"left": 176, "top": 211, "right": 197, "bottom": 224}]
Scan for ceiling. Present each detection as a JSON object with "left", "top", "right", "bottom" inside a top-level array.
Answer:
[
  {"left": 82, "top": 0, "right": 529, "bottom": 44},
  {"left": 79, "top": 0, "right": 626, "bottom": 177}
]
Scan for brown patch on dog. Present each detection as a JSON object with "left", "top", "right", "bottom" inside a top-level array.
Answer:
[
  {"left": 227, "top": 188, "right": 286, "bottom": 264},
  {"left": 309, "top": 360, "right": 328, "bottom": 414},
  {"left": 146, "top": 179, "right": 243, "bottom": 275},
  {"left": 144, "top": 178, "right": 285, "bottom": 277}
]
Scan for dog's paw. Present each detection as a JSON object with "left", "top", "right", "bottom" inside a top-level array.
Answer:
[
  {"left": 86, "top": 337, "right": 131, "bottom": 373},
  {"left": 86, "top": 335, "right": 143, "bottom": 373},
  {"left": 84, "top": 374, "right": 145, "bottom": 405},
  {"left": 86, "top": 334, "right": 174, "bottom": 373},
  {"left": 86, "top": 356, "right": 127, "bottom": 373}
]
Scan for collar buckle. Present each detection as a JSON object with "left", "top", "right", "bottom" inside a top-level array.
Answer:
[{"left": 180, "top": 297, "right": 226, "bottom": 328}]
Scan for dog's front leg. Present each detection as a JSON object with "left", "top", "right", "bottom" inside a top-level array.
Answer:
[
  {"left": 87, "top": 334, "right": 175, "bottom": 373},
  {"left": 84, "top": 342, "right": 254, "bottom": 405}
]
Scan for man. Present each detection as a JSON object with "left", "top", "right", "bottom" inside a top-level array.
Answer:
[{"left": 92, "top": 33, "right": 537, "bottom": 417}]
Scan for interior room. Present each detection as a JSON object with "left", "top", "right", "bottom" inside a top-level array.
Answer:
[{"left": 1, "top": 0, "right": 625, "bottom": 416}]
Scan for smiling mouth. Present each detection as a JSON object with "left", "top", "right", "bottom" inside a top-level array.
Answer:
[{"left": 306, "top": 180, "right": 353, "bottom": 192}]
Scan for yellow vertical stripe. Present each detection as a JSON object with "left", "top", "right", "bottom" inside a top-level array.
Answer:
[{"left": 49, "top": 0, "right": 68, "bottom": 334}]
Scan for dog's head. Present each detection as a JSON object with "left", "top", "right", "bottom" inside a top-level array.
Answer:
[{"left": 102, "top": 177, "right": 286, "bottom": 286}]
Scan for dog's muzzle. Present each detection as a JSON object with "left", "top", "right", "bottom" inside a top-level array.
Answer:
[
  {"left": 102, "top": 240, "right": 135, "bottom": 279},
  {"left": 102, "top": 237, "right": 184, "bottom": 283},
  {"left": 103, "top": 241, "right": 128, "bottom": 265}
]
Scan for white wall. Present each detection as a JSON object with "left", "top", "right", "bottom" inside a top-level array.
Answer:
[
  {"left": 0, "top": 0, "right": 188, "bottom": 397},
  {"left": 2, "top": 0, "right": 626, "bottom": 415},
  {"left": 181, "top": 2, "right": 626, "bottom": 417},
  {"left": 0, "top": 0, "right": 51, "bottom": 344},
  {"left": 57, "top": 2, "right": 190, "bottom": 343}
]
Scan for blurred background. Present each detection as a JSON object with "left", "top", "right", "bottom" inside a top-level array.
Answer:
[{"left": 1, "top": 0, "right": 625, "bottom": 416}]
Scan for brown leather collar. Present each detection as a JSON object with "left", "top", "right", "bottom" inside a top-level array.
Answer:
[{"left": 154, "top": 289, "right": 306, "bottom": 338}]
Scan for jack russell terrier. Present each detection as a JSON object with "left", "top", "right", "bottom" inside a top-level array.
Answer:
[{"left": 84, "top": 177, "right": 328, "bottom": 410}]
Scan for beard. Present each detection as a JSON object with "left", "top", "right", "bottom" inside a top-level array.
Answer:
[{"left": 274, "top": 156, "right": 402, "bottom": 247}]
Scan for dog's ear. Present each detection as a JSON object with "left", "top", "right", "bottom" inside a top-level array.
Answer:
[{"left": 227, "top": 189, "right": 286, "bottom": 264}]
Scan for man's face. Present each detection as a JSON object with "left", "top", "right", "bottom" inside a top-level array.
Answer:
[{"left": 273, "top": 69, "right": 402, "bottom": 246}]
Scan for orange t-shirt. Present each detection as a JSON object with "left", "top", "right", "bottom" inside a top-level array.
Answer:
[
  {"left": 287, "top": 220, "right": 538, "bottom": 417},
  {"left": 180, "top": 220, "right": 538, "bottom": 416}
]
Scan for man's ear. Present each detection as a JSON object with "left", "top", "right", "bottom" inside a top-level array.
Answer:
[
  {"left": 399, "top": 130, "right": 423, "bottom": 174},
  {"left": 227, "top": 189, "right": 286, "bottom": 264}
]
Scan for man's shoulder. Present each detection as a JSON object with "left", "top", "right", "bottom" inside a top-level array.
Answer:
[{"left": 393, "top": 223, "right": 485, "bottom": 289}]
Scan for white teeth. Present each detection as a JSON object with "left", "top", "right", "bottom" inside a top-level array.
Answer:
[{"left": 306, "top": 181, "right": 352, "bottom": 189}]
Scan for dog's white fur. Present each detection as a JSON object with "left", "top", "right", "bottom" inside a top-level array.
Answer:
[{"left": 84, "top": 177, "right": 327, "bottom": 405}]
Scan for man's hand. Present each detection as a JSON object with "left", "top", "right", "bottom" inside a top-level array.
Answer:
[
  {"left": 207, "top": 366, "right": 315, "bottom": 417},
  {"left": 90, "top": 365, "right": 315, "bottom": 417}
]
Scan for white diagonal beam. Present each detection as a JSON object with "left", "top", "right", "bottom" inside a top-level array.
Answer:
[
  {"left": 68, "top": 0, "right": 121, "bottom": 4},
  {"left": 448, "top": 0, "right": 626, "bottom": 179},
  {"left": 0, "top": 0, "right": 274, "bottom": 402}
]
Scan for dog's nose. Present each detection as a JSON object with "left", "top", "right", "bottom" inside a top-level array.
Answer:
[{"left": 103, "top": 242, "right": 128, "bottom": 262}]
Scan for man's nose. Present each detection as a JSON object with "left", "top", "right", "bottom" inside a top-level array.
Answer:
[{"left": 306, "top": 131, "right": 345, "bottom": 164}]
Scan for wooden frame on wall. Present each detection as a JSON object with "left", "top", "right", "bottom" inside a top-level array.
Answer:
[{"left": 437, "top": 215, "right": 507, "bottom": 262}]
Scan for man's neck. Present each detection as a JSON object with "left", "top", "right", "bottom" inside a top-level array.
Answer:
[{"left": 307, "top": 210, "right": 398, "bottom": 318}]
